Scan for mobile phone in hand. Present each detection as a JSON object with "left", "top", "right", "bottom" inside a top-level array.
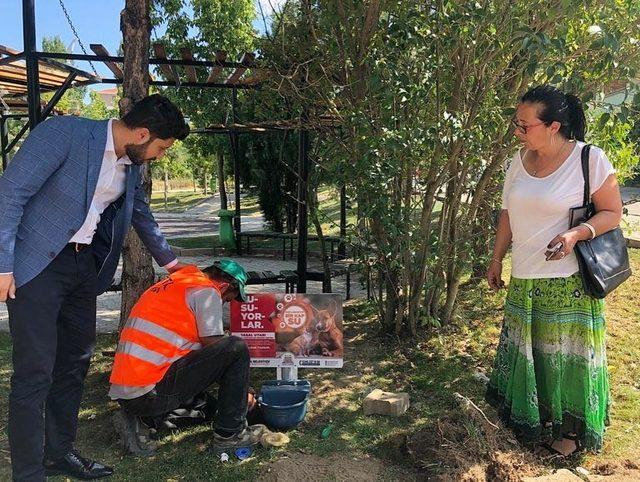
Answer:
[{"left": 545, "top": 242, "right": 563, "bottom": 261}]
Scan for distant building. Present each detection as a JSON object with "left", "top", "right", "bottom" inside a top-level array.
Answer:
[{"left": 97, "top": 87, "right": 117, "bottom": 108}]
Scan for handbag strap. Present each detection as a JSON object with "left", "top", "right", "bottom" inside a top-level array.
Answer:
[{"left": 581, "top": 144, "right": 592, "bottom": 205}]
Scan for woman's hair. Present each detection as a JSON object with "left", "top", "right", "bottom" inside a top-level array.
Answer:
[
  {"left": 520, "top": 85, "right": 586, "bottom": 141},
  {"left": 121, "top": 94, "right": 190, "bottom": 140}
]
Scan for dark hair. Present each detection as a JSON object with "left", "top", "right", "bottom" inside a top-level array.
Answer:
[
  {"left": 121, "top": 94, "right": 190, "bottom": 140},
  {"left": 202, "top": 264, "right": 235, "bottom": 284},
  {"left": 520, "top": 85, "right": 586, "bottom": 141}
]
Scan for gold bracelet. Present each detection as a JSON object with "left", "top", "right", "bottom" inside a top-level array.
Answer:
[{"left": 491, "top": 257, "right": 503, "bottom": 265}]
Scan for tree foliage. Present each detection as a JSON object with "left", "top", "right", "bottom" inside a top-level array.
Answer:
[
  {"left": 261, "top": 0, "right": 640, "bottom": 334},
  {"left": 151, "top": 0, "right": 256, "bottom": 197}
]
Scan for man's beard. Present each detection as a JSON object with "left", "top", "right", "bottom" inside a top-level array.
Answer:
[{"left": 125, "top": 141, "right": 156, "bottom": 165}]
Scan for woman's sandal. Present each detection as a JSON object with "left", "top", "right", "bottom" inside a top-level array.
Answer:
[
  {"left": 535, "top": 442, "right": 565, "bottom": 458},
  {"left": 535, "top": 434, "right": 582, "bottom": 458},
  {"left": 562, "top": 433, "right": 583, "bottom": 454}
]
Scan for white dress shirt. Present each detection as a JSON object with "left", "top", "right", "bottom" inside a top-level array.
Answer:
[{"left": 70, "top": 120, "right": 130, "bottom": 244}]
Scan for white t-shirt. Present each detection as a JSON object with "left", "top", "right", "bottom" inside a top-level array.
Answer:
[{"left": 502, "top": 141, "right": 615, "bottom": 279}]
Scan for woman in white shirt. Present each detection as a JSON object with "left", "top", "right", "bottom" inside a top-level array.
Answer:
[{"left": 485, "top": 85, "right": 623, "bottom": 456}]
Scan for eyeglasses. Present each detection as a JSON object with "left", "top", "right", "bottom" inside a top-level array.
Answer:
[{"left": 511, "top": 118, "right": 546, "bottom": 134}]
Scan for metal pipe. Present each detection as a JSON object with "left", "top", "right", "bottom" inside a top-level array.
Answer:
[
  {"left": 0, "top": 52, "right": 26, "bottom": 67},
  {"left": 296, "top": 124, "right": 310, "bottom": 293},
  {"left": 41, "top": 72, "right": 77, "bottom": 118},
  {"left": 338, "top": 185, "right": 347, "bottom": 258},
  {"left": 22, "top": 0, "right": 41, "bottom": 128},
  {"left": 97, "top": 78, "right": 256, "bottom": 90},
  {"left": 35, "top": 51, "right": 255, "bottom": 69},
  {"left": 5, "top": 122, "right": 29, "bottom": 154},
  {"left": 1, "top": 113, "right": 30, "bottom": 119},
  {"left": 231, "top": 87, "right": 242, "bottom": 254},
  {"left": 4, "top": 109, "right": 57, "bottom": 155},
  {"left": 1, "top": 116, "right": 9, "bottom": 170}
]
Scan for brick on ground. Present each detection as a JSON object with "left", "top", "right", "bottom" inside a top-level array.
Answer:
[{"left": 362, "top": 389, "right": 410, "bottom": 416}]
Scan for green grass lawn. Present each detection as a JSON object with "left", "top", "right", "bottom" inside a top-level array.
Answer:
[
  {"left": 150, "top": 190, "right": 211, "bottom": 212},
  {"left": 150, "top": 190, "right": 264, "bottom": 218},
  {"left": 1, "top": 250, "right": 639, "bottom": 480}
]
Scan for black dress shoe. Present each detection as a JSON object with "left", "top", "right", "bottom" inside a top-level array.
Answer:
[{"left": 44, "top": 449, "right": 113, "bottom": 480}]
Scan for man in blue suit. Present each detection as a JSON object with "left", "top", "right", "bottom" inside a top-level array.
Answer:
[{"left": 0, "top": 94, "right": 189, "bottom": 481}]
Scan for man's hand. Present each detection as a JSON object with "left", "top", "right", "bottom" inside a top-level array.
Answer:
[
  {"left": 0, "top": 273, "right": 16, "bottom": 302},
  {"left": 167, "top": 261, "right": 190, "bottom": 274}
]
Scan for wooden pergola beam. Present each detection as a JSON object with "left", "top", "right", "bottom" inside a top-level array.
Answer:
[
  {"left": 225, "top": 52, "right": 255, "bottom": 85},
  {"left": 179, "top": 48, "right": 197, "bottom": 83},
  {"left": 1, "top": 66, "right": 73, "bottom": 85},
  {"left": 206, "top": 50, "right": 227, "bottom": 83},
  {"left": 153, "top": 43, "right": 178, "bottom": 83},
  {"left": 90, "top": 44, "right": 123, "bottom": 79}
]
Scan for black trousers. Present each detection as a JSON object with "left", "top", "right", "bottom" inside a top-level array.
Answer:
[
  {"left": 7, "top": 244, "right": 97, "bottom": 482},
  {"left": 120, "top": 336, "right": 250, "bottom": 433}
]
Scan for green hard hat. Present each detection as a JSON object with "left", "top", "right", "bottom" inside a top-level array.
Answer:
[{"left": 214, "top": 259, "right": 248, "bottom": 302}]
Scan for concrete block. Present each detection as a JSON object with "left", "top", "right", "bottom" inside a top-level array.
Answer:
[{"left": 363, "top": 389, "right": 409, "bottom": 416}]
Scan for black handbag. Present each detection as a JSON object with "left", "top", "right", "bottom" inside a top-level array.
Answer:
[{"left": 568, "top": 144, "right": 631, "bottom": 299}]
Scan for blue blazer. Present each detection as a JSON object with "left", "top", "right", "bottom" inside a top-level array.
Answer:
[{"left": 0, "top": 116, "right": 176, "bottom": 294}]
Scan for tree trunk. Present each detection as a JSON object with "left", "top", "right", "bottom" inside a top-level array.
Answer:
[
  {"left": 118, "top": 0, "right": 152, "bottom": 331},
  {"left": 203, "top": 167, "right": 208, "bottom": 196},
  {"left": 218, "top": 151, "right": 228, "bottom": 209},
  {"left": 441, "top": 269, "right": 461, "bottom": 325},
  {"left": 380, "top": 272, "right": 398, "bottom": 333}
]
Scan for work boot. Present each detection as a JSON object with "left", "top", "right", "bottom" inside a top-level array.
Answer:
[
  {"left": 112, "top": 408, "right": 157, "bottom": 456},
  {"left": 210, "top": 424, "right": 268, "bottom": 456}
]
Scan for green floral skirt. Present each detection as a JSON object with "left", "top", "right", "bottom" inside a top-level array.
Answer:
[{"left": 486, "top": 274, "right": 610, "bottom": 452}]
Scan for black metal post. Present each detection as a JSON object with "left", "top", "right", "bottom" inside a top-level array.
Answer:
[
  {"left": 1, "top": 116, "right": 9, "bottom": 171},
  {"left": 3, "top": 73, "right": 74, "bottom": 155},
  {"left": 296, "top": 125, "right": 310, "bottom": 293},
  {"left": 230, "top": 87, "right": 242, "bottom": 254},
  {"left": 0, "top": 52, "right": 25, "bottom": 67},
  {"left": 40, "top": 72, "right": 77, "bottom": 118},
  {"left": 23, "top": 0, "right": 41, "bottom": 129},
  {"left": 338, "top": 185, "right": 347, "bottom": 258},
  {"left": 5, "top": 122, "right": 30, "bottom": 155}
]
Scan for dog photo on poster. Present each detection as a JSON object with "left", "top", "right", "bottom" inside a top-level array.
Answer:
[{"left": 230, "top": 293, "right": 344, "bottom": 368}]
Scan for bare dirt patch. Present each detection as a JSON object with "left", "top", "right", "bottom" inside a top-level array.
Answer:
[
  {"left": 257, "top": 452, "right": 388, "bottom": 482},
  {"left": 405, "top": 413, "right": 540, "bottom": 481}
]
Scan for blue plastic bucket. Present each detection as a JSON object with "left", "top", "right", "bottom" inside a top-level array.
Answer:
[{"left": 259, "top": 380, "right": 311, "bottom": 429}]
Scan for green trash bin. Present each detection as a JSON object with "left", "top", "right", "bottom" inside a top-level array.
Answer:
[{"left": 218, "top": 209, "right": 236, "bottom": 249}]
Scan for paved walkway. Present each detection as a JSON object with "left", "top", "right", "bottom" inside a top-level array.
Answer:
[
  {"left": 621, "top": 187, "right": 640, "bottom": 245},
  {"left": 154, "top": 193, "right": 265, "bottom": 239}
]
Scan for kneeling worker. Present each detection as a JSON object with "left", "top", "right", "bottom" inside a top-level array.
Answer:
[{"left": 109, "top": 260, "right": 261, "bottom": 454}]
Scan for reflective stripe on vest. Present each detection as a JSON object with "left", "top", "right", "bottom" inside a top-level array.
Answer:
[
  {"left": 110, "top": 266, "right": 224, "bottom": 387},
  {"left": 116, "top": 340, "right": 183, "bottom": 366},
  {"left": 127, "top": 317, "right": 202, "bottom": 352}
]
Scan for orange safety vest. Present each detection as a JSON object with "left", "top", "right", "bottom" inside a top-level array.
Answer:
[{"left": 110, "top": 265, "right": 224, "bottom": 387}]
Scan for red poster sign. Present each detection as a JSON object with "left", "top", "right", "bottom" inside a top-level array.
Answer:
[{"left": 231, "top": 293, "right": 343, "bottom": 368}]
